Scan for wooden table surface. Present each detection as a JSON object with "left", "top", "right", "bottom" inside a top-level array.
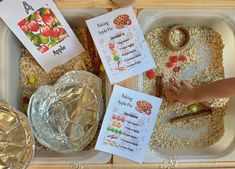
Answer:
[
  {"left": 29, "top": 0, "right": 235, "bottom": 168},
  {"left": 54, "top": 0, "right": 235, "bottom": 9}
]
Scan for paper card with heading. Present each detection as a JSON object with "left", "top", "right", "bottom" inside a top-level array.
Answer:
[
  {"left": 86, "top": 6, "right": 155, "bottom": 84},
  {"left": 0, "top": 0, "right": 84, "bottom": 72},
  {"left": 95, "top": 85, "right": 162, "bottom": 163}
]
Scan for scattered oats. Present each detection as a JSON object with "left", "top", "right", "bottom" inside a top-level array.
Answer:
[
  {"left": 145, "top": 26, "right": 229, "bottom": 150},
  {"left": 160, "top": 159, "right": 178, "bottom": 169}
]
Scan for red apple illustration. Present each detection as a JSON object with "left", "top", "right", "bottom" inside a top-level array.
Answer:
[
  {"left": 39, "top": 45, "right": 49, "bottom": 53},
  {"left": 59, "top": 33, "right": 68, "bottom": 41},
  {"left": 21, "top": 25, "right": 28, "bottom": 33},
  {"left": 18, "top": 19, "right": 27, "bottom": 27},
  {"left": 52, "top": 27, "right": 60, "bottom": 37},
  {"left": 27, "top": 20, "right": 39, "bottom": 32},
  {"left": 35, "top": 11, "right": 42, "bottom": 22},
  {"left": 59, "top": 27, "right": 65, "bottom": 34},
  {"left": 18, "top": 19, "right": 28, "bottom": 33},
  {"left": 40, "top": 25, "right": 52, "bottom": 37},
  {"left": 50, "top": 10, "right": 55, "bottom": 17},
  {"left": 42, "top": 14, "right": 54, "bottom": 26}
]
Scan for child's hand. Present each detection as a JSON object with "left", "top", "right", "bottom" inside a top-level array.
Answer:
[{"left": 164, "top": 78, "right": 196, "bottom": 105}]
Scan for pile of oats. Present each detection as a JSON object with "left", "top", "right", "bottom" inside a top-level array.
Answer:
[{"left": 144, "top": 26, "right": 229, "bottom": 150}]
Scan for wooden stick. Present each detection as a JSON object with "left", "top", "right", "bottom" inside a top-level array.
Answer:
[
  {"left": 159, "top": 76, "right": 163, "bottom": 97},
  {"left": 155, "top": 75, "right": 163, "bottom": 98},
  {"left": 170, "top": 108, "right": 212, "bottom": 124},
  {"left": 86, "top": 28, "right": 102, "bottom": 75},
  {"left": 86, "top": 28, "right": 96, "bottom": 73}
]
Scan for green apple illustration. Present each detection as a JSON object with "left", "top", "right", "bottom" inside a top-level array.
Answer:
[
  {"left": 40, "top": 7, "right": 50, "bottom": 17},
  {"left": 31, "top": 34, "right": 41, "bottom": 47},
  {"left": 48, "top": 40, "right": 58, "bottom": 48},
  {"left": 50, "top": 36, "right": 60, "bottom": 43},
  {"left": 26, "top": 32, "right": 34, "bottom": 40},
  {"left": 39, "top": 34, "right": 49, "bottom": 44}
]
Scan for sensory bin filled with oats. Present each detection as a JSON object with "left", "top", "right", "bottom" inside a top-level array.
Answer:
[
  {"left": 143, "top": 26, "right": 230, "bottom": 150},
  {"left": 19, "top": 27, "right": 105, "bottom": 152}
]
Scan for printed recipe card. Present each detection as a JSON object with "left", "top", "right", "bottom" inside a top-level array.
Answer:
[
  {"left": 95, "top": 85, "right": 162, "bottom": 163},
  {"left": 86, "top": 7, "right": 155, "bottom": 84},
  {"left": 0, "top": 0, "right": 84, "bottom": 72}
]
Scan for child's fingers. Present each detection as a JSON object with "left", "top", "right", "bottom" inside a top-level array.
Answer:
[
  {"left": 163, "top": 90, "right": 176, "bottom": 103},
  {"left": 181, "top": 80, "right": 192, "bottom": 88},
  {"left": 170, "top": 78, "right": 181, "bottom": 89},
  {"left": 169, "top": 85, "right": 178, "bottom": 94},
  {"left": 173, "top": 81, "right": 182, "bottom": 89},
  {"left": 169, "top": 77, "right": 176, "bottom": 84},
  {"left": 181, "top": 80, "right": 189, "bottom": 86}
]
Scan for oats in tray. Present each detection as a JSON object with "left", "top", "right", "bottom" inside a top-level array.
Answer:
[
  {"left": 20, "top": 27, "right": 105, "bottom": 152},
  {"left": 20, "top": 27, "right": 100, "bottom": 110},
  {"left": 144, "top": 26, "right": 229, "bottom": 150}
]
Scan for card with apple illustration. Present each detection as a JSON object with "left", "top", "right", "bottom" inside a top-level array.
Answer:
[{"left": 0, "top": 0, "right": 84, "bottom": 72}]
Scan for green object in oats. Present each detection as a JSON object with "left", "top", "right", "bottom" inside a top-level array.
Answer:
[
  {"left": 101, "top": 87, "right": 106, "bottom": 96},
  {"left": 28, "top": 76, "right": 36, "bottom": 85},
  {"left": 22, "top": 104, "right": 29, "bottom": 113},
  {"left": 188, "top": 104, "right": 198, "bottom": 113}
]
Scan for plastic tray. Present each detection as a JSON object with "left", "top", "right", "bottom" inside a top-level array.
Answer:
[
  {"left": 138, "top": 9, "right": 235, "bottom": 163},
  {"left": 0, "top": 8, "right": 111, "bottom": 164}
]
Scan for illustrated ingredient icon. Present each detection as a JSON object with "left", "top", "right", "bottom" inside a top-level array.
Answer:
[
  {"left": 109, "top": 41, "right": 121, "bottom": 67},
  {"left": 113, "top": 14, "right": 132, "bottom": 29}
]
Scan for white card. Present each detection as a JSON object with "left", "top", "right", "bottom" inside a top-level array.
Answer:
[
  {"left": 0, "top": 0, "right": 85, "bottom": 72},
  {"left": 86, "top": 7, "right": 155, "bottom": 84},
  {"left": 95, "top": 85, "right": 162, "bottom": 163}
]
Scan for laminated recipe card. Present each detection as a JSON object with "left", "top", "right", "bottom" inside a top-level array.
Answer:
[
  {"left": 95, "top": 85, "right": 162, "bottom": 163},
  {"left": 86, "top": 7, "right": 155, "bottom": 84},
  {"left": 0, "top": 0, "right": 84, "bottom": 72}
]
